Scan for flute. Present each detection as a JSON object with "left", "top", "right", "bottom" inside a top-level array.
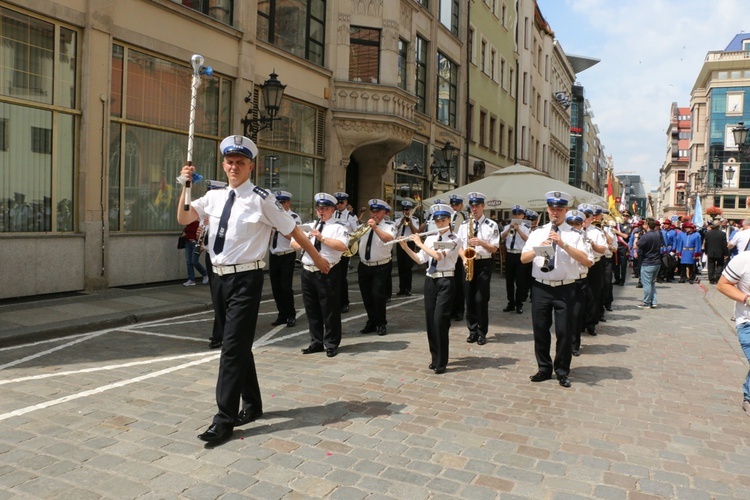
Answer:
[{"left": 384, "top": 226, "right": 450, "bottom": 245}]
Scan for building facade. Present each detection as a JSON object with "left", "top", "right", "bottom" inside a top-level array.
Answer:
[
  {"left": 659, "top": 103, "right": 692, "bottom": 219},
  {"left": 1, "top": 0, "right": 609, "bottom": 299},
  {"left": 689, "top": 33, "right": 750, "bottom": 222}
]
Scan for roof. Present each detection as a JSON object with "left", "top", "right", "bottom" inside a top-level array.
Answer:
[
  {"left": 724, "top": 33, "right": 750, "bottom": 51},
  {"left": 566, "top": 54, "right": 600, "bottom": 74}
]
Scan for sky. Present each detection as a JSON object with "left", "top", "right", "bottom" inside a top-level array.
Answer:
[{"left": 536, "top": 0, "right": 748, "bottom": 191}]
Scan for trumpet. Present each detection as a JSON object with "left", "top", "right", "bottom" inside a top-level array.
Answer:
[
  {"left": 384, "top": 226, "right": 450, "bottom": 245},
  {"left": 343, "top": 208, "right": 370, "bottom": 257}
]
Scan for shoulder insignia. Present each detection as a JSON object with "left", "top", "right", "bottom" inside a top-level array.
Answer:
[
  {"left": 291, "top": 213, "right": 300, "bottom": 220},
  {"left": 385, "top": 221, "right": 395, "bottom": 225},
  {"left": 333, "top": 220, "right": 346, "bottom": 226},
  {"left": 253, "top": 186, "right": 269, "bottom": 199}
]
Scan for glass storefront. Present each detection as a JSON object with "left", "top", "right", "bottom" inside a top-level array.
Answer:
[{"left": 0, "top": 7, "right": 77, "bottom": 233}]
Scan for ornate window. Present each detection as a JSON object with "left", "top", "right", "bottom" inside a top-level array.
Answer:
[
  {"left": 349, "top": 27, "right": 380, "bottom": 83},
  {"left": 436, "top": 53, "right": 457, "bottom": 127}
]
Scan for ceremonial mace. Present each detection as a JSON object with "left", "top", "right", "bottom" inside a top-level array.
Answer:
[{"left": 183, "top": 54, "right": 212, "bottom": 211}]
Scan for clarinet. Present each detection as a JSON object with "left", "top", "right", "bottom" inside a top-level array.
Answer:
[{"left": 540, "top": 223, "right": 558, "bottom": 273}]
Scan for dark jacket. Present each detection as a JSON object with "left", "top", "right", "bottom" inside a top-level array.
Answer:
[
  {"left": 637, "top": 229, "right": 663, "bottom": 266},
  {"left": 704, "top": 227, "right": 729, "bottom": 259}
]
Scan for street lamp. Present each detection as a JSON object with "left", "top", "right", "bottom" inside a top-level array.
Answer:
[
  {"left": 733, "top": 121, "right": 750, "bottom": 159},
  {"left": 430, "top": 142, "right": 458, "bottom": 185},
  {"left": 241, "top": 71, "right": 287, "bottom": 141}
]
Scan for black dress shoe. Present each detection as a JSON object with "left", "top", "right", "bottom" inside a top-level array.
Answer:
[
  {"left": 396, "top": 291, "right": 408, "bottom": 296},
  {"left": 530, "top": 371, "right": 552, "bottom": 382},
  {"left": 466, "top": 333, "right": 478, "bottom": 343},
  {"left": 428, "top": 363, "right": 435, "bottom": 370},
  {"left": 197, "top": 423, "right": 233, "bottom": 443},
  {"left": 301, "top": 345, "right": 324, "bottom": 354},
  {"left": 286, "top": 318, "right": 296, "bottom": 328},
  {"left": 502, "top": 305, "right": 515, "bottom": 312},
  {"left": 599, "top": 316, "right": 607, "bottom": 322},
  {"left": 516, "top": 307, "right": 523, "bottom": 314},
  {"left": 433, "top": 367, "right": 446, "bottom": 374},
  {"left": 605, "top": 305, "right": 613, "bottom": 312},
  {"left": 360, "top": 325, "right": 376, "bottom": 334},
  {"left": 635, "top": 283, "right": 643, "bottom": 288},
  {"left": 477, "top": 335, "right": 487, "bottom": 346},
  {"left": 586, "top": 326, "right": 597, "bottom": 336},
  {"left": 271, "top": 318, "right": 286, "bottom": 326},
  {"left": 208, "top": 338, "right": 222, "bottom": 349},
  {"left": 326, "top": 348, "right": 338, "bottom": 357},
  {"left": 341, "top": 304, "right": 350, "bottom": 313},
  {"left": 558, "top": 376, "right": 571, "bottom": 388},
  {"left": 235, "top": 408, "right": 263, "bottom": 426},
  {"left": 572, "top": 349, "right": 581, "bottom": 357},
  {"left": 376, "top": 325, "right": 387, "bottom": 336}
]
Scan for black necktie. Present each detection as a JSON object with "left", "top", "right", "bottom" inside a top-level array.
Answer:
[
  {"left": 213, "top": 190, "right": 235, "bottom": 254},
  {"left": 314, "top": 221, "right": 325, "bottom": 250},
  {"left": 364, "top": 227, "right": 375, "bottom": 260},
  {"left": 474, "top": 220, "right": 479, "bottom": 237},
  {"left": 510, "top": 227, "right": 516, "bottom": 250},
  {"left": 401, "top": 219, "right": 407, "bottom": 236},
  {"left": 428, "top": 235, "right": 442, "bottom": 274},
  {"left": 272, "top": 230, "right": 279, "bottom": 249}
]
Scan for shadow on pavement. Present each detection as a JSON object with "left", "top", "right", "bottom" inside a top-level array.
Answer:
[
  {"left": 571, "top": 365, "right": 633, "bottom": 385},
  {"left": 448, "top": 355, "right": 518, "bottom": 373},
  {"left": 578, "top": 343, "right": 628, "bottom": 355}
]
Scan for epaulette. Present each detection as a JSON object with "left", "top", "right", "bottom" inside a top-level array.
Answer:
[
  {"left": 484, "top": 219, "right": 495, "bottom": 226},
  {"left": 333, "top": 220, "right": 346, "bottom": 226},
  {"left": 291, "top": 213, "right": 300, "bottom": 220},
  {"left": 254, "top": 186, "right": 269, "bottom": 199},
  {"left": 384, "top": 220, "right": 395, "bottom": 225}
]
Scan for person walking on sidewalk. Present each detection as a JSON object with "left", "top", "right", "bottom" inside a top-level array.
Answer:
[
  {"left": 398, "top": 203, "right": 460, "bottom": 374},
  {"left": 178, "top": 135, "right": 329, "bottom": 445},
  {"left": 357, "top": 199, "right": 397, "bottom": 336},
  {"left": 181, "top": 220, "right": 208, "bottom": 286},
  {"left": 634, "top": 218, "right": 662, "bottom": 308},
  {"left": 457, "top": 192, "right": 500, "bottom": 346},
  {"left": 704, "top": 220, "right": 729, "bottom": 284},
  {"left": 268, "top": 190, "right": 300, "bottom": 328},
  {"left": 293, "top": 193, "right": 348, "bottom": 358},
  {"left": 717, "top": 251, "right": 750, "bottom": 417},
  {"left": 522, "top": 191, "right": 593, "bottom": 388},
  {"left": 500, "top": 205, "right": 530, "bottom": 314}
]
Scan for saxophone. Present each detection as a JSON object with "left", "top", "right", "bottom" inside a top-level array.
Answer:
[
  {"left": 464, "top": 218, "right": 476, "bottom": 281},
  {"left": 343, "top": 208, "right": 371, "bottom": 257}
]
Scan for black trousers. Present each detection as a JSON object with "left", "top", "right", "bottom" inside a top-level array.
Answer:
[
  {"left": 301, "top": 264, "right": 342, "bottom": 349},
  {"left": 572, "top": 279, "right": 587, "bottom": 351},
  {"left": 601, "top": 256, "right": 614, "bottom": 309},
  {"left": 707, "top": 257, "right": 725, "bottom": 283},
  {"left": 205, "top": 255, "right": 222, "bottom": 343},
  {"left": 531, "top": 280, "right": 577, "bottom": 377},
  {"left": 464, "top": 259, "right": 493, "bottom": 336},
  {"left": 614, "top": 245, "right": 629, "bottom": 284},
  {"left": 584, "top": 259, "right": 604, "bottom": 327},
  {"left": 424, "top": 276, "right": 454, "bottom": 369},
  {"left": 358, "top": 261, "right": 391, "bottom": 327},
  {"left": 504, "top": 252, "right": 529, "bottom": 307},
  {"left": 396, "top": 241, "right": 416, "bottom": 293},
  {"left": 269, "top": 252, "right": 296, "bottom": 321},
  {"left": 210, "top": 269, "right": 264, "bottom": 427},
  {"left": 339, "top": 255, "right": 351, "bottom": 307},
  {"left": 451, "top": 260, "right": 465, "bottom": 316}
]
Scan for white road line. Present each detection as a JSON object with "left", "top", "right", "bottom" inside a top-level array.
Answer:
[
  {"left": 0, "top": 355, "right": 219, "bottom": 422},
  {"left": 120, "top": 329, "right": 207, "bottom": 342},
  {"left": 0, "top": 331, "right": 108, "bottom": 371},
  {"left": 0, "top": 331, "right": 100, "bottom": 352},
  {"left": 0, "top": 352, "right": 214, "bottom": 386}
]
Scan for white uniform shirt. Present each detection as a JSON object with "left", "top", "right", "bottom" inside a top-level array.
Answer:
[
  {"left": 394, "top": 215, "right": 420, "bottom": 238},
  {"left": 503, "top": 222, "right": 530, "bottom": 253},
  {"left": 301, "top": 219, "right": 348, "bottom": 267},
  {"left": 457, "top": 215, "right": 500, "bottom": 258},
  {"left": 334, "top": 208, "right": 359, "bottom": 233},
  {"left": 730, "top": 229, "right": 750, "bottom": 253},
  {"left": 722, "top": 251, "right": 750, "bottom": 326},
  {"left": 603, "top": 225, "right": 616, "bottom": 258},
  {"left": 358, "top": 220, "right": 397, "bottom": 262},
  {"left": 192, "top": 181, "right": 295, "bottom": 266},
  {"left": 451, "top": 210, "right": 467, "bottom": 233},
  {"left": 269, "top": 210, "right": 300, "bottom": 254},
  {"left": 417, "top": 232, "right": 460, "bottom": 274},
  {"left": 585, "top": 225, "right": 607, "bottom": 260},
  {"left": 523, "top": 221, "right": 593, "bottom": 281}
]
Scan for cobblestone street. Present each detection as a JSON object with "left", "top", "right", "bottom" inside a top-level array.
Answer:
[{"left": 1, "top": 274, "right": 749, "bottom": 499}]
